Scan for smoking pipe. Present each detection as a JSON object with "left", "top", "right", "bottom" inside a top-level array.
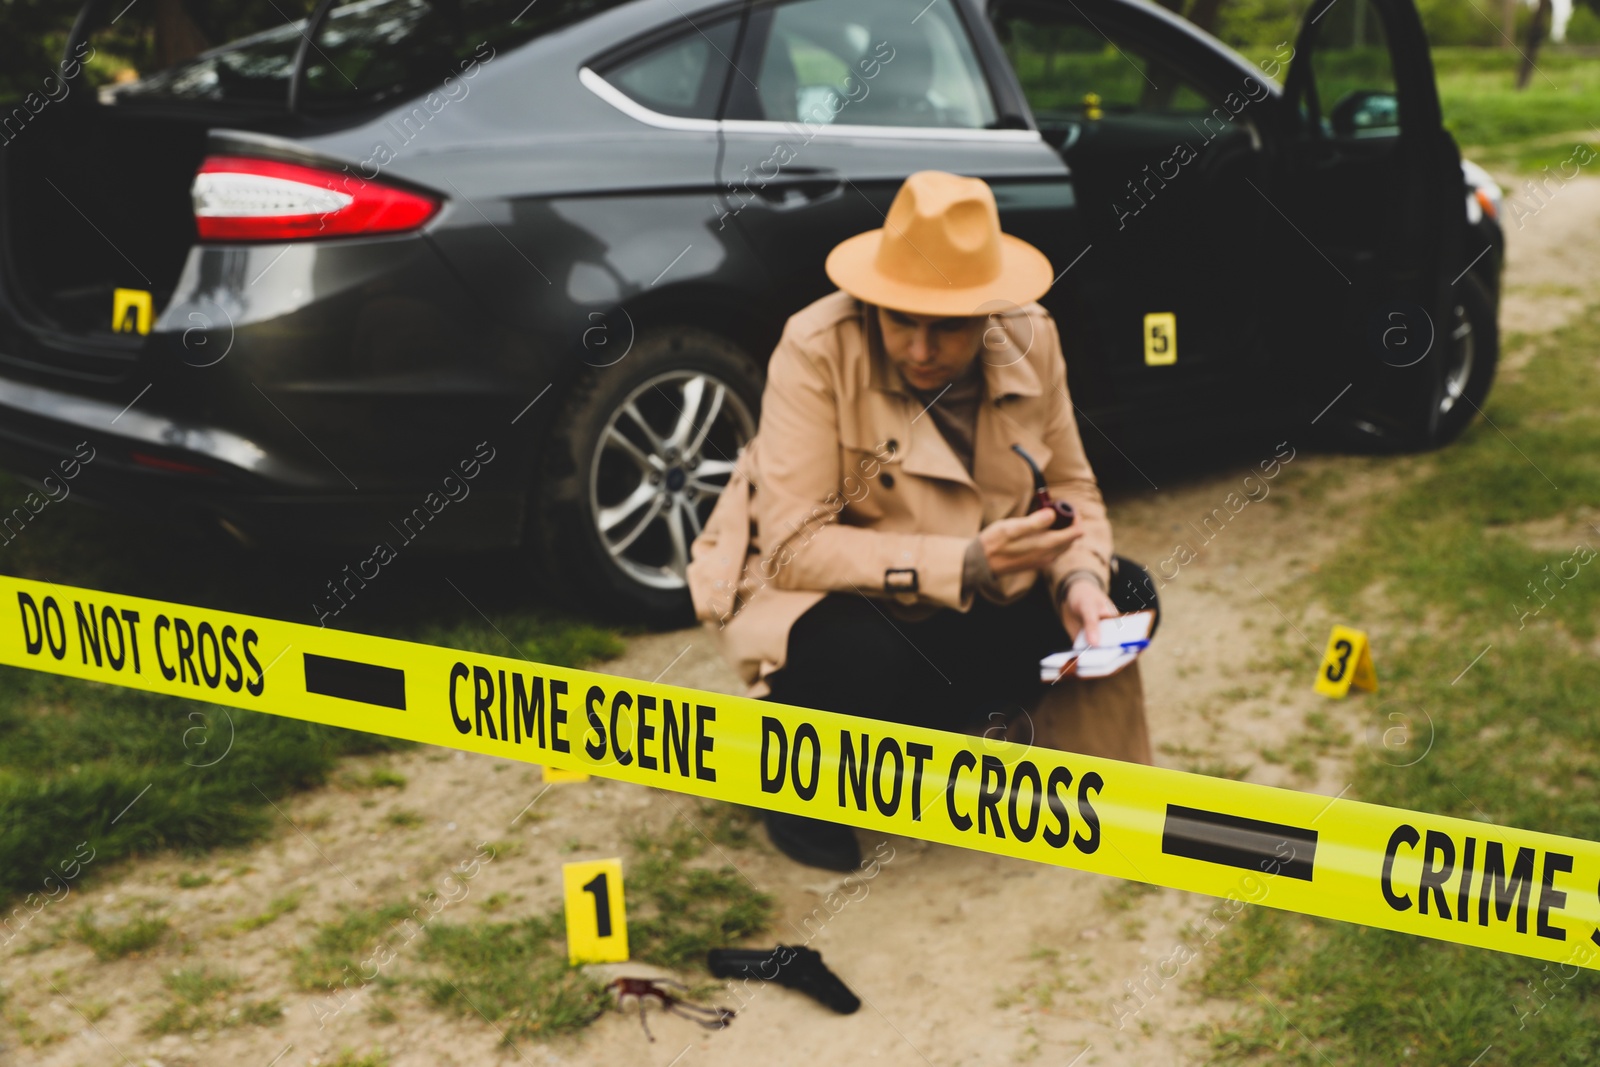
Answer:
[{"left": 1011, "top": 444, "right": 1075, "bottom": 529}]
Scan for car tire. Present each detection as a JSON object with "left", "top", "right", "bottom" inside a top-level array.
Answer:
[
  {"left": 530, "top": 327, "right": 764, "bottom": 626},
  {"left": 1428, "top": 270, "right": 1498, "bottom": 447}
]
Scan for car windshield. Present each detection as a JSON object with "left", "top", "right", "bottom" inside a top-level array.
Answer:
[{"left": 104, "top": 0, "right": 632, "bottom": 111}]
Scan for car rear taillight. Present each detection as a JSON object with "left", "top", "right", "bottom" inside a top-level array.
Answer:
[
  {"left": 192, "top": 156, "right": 439, "bottom": 242},
  {"left": 1474, "top": 187, "right": 1498, "bottom": 221}
]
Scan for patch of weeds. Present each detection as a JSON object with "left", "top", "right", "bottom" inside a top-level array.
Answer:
[
  {"left": 345, "top": 767, "right": 407, "bottom": 791},
  {"left": 75, "top": 910, "right": 168, "bottom": 960},
  {"left": 325, "top": 1050, "right": 390, "bottom": 1067},
  {"left": 148, "top": 966, "right": 238, "bottom": 1036},
  {"left": 232, "top": 890, "right": 303, "bottom": 934},
  {"left": 1302, "top": 710, "right": 1350, "bottom": 754},
  {"left": 625, "top": 822, "right": 774, "bottom": 970},
  {"left": 384, "top": 809, "right": 424, "bottom": 829},
  {"left": 146, "top": 966, "right": 278, "bottom": 1034},
  {"left": 166, "top": 965, "right": 242, "bottom": 1003},
  {"left": 417, "top": 914, "right": 607, "bottom": 1041},
  {"left": 17, "top": 920, "right": 67, "bottom": 955},
  {"left": 292, "top": 902, "right": 417, "bottom": 992},
  {"left": 479, "top": 892, "right": 510, "bottom": 914},
  {"left": 176, "top": 871, "right": 213, "bottom": 889},
  {"left": 8, "top": 1006, "right": 67, "bottom": 1047},
  {"left": 231, "top": 999, "right": 284, "bottom": 1026},
  {"left": 1183, "top": 759, "right": 1253, "bottom": 781},
  {"left": 416, "top": 821, "right": 772, "bottom": 1042},
  {"left": 694, "top": 801, "right": 760, "bottom": 850},
  {"left": 1101, "top": 880, "right": 1160, "bottom": 914},
  {"left": 367, "top": 999, "right": 400, "bottom": 1025},
  {"left": 1258, "top": 712, "right": 1349, "bottom": 779},
  {"left": 994, "top": 968, "right": 1081, "bottom": 1011},
  {"left": 0, "top": 683, "right": 410, "bottom": 910}
]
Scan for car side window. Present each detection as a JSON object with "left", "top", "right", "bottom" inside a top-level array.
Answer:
[
  {"left": 1307, "top": 0, "right": 1401, "bottom": 137},
  {"left": 991, "top": 2, "right": 1219, "bottom": 118},
  {"left": 595, "top": 17, "right": 740, "bottom": 119},
  {"left": 734, "top": 0, "right": 999, "bottom": 128}
]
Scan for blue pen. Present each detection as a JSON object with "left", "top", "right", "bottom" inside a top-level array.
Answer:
[{"left": 1118, "top": 639, "right": 1150, "bottom": 651}]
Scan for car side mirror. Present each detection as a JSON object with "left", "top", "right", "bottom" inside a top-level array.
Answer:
[{"left": 1329, "top": 89, "right": 1398, "bottom": 137}]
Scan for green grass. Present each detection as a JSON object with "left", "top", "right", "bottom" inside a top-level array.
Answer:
[
  {"left": 0, "top": 472, "right": 625, "bottom": 908},
  {"left": 416, "top": 913, "right": 609, "bottom": 1041},
  {"left": 419, "top": 819, "right": 771, "bottom": 1042},
  {"left": 624, "top": 820, "right": 774, "bottom": 970},
  {"left": 145, "top": 965, "right": 253, "bottom": 1034},
  {"left": 232, "top": 890, "right": 303, "bottom": 934},
  {"left": 324, "top": 1051, "right": 390, "bottom": 1067},
  {"left": 1433, "top": 47, "right": 1600, "bottom": 151},
  {"left": 1235, "top": 45, "right": 1600, "bottom": 163},
  {"left": 292, "top": 902, "right": 417, "bottom": 992},
  {"left": 75, "top": 910, "right": 168, "bottom": 960},
  {"left": 345, "top": 766, "right": 408, "bottom": 790},
  {"left": 287, "top": 818, "right": 776, "bottom": 1043},
  {"left": 1201, "top": 303, "right": 1600, "bottom": 1064}
]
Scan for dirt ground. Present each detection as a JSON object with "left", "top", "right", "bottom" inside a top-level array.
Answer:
[{"left": 4, "top": 173, "right": 1597, "bottom": 1067}]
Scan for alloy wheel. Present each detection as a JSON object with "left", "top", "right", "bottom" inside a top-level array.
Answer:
[
  {"left": 1439, "top": 300, "right": 1474, "bottom": 417},
  {"left": 588, "top": 370, "right": 756, "bottom": 590}
]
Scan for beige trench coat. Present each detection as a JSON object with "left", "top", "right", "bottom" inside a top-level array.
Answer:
[{"left": 687, "top": 287, "right": 1118, "bottom": 681}]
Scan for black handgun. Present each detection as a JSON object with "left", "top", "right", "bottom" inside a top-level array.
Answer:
[{"left": 707, "top": 945, "right": 861, "bottom": 1015}]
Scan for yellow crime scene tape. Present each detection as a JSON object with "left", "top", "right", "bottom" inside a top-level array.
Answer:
[{"left": 5, "top": 572, "right": 1600, "bottom": 974}]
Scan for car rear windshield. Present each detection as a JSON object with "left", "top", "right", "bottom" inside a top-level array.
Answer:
[{"left": 102, "top": 0, "right": 634, "bottom": 112}]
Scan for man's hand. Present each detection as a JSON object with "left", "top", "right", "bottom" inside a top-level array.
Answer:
[
  {"left": 979, "top": 507, "right": 1083, "bottom": 576},
  {"left": 1063, "top": 578, "right": 1120, "bottom": 647}
]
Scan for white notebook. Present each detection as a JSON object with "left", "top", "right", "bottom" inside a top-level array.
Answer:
[{"left": 1040, "top": 610, "right": 1156, "bottom": 682}]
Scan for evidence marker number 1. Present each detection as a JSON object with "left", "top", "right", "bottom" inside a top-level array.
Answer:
[{"left": 563, "top": 858, "right": 629, "bottom": 964}]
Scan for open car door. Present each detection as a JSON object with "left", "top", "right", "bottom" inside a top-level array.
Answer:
[{"left": 1272, "top": 0, "right": 1467, "bottom": 447}]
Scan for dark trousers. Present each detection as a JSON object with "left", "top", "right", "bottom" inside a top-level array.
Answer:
[
  {"left": 761, "top": 558, "right": 1160, "bottom": 736},
  {"left": 762, "top": 583, "right": 1064, "bottom": 735}
]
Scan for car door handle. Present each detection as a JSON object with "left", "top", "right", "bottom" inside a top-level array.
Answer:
[{"left": 750, "top": 170, "right": 843, "bottom": 207}]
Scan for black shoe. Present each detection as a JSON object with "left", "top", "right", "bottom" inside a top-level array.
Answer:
[{"left": 764, "top": 811, "right": 861, "bottom": 871}]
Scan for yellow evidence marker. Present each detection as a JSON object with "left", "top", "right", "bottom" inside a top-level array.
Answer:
[
  {"left": 1143, "top": 312, "right": 1176, "bottom": 365},
  {"left": 563, "top": 858, "right": 629, "bottom": 964},
  {"left": 112, "top": 288, "right": 153, "bottom": 335},
  {"left": 1315, "top": 625, "right": 1378, "bottom": 698}
]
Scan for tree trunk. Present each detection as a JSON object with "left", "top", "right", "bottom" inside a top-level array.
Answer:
[
  {"left": 1502, "top": 0, "right": 1517, "bottom": 45},
  {"left": 1517, "top": 0, "right": 1552, "bottom": 89}
]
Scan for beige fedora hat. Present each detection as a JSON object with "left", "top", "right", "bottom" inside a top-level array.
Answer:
[{"left": 824, "top": 170, "right": 1054, "bottom": 318}]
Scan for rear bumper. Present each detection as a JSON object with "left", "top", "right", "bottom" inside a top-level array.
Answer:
[
  {"left": 0, "top": 354, "right": 525, "bottom": 553},
  {"left": 0, "top": 232, "right": 548, "bottom": 552}
]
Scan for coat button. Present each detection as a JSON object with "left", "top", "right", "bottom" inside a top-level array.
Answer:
[
  {"left": 886, "top": 438, "right": 899, "bottom": 453},
  {"left": 881, "top": 473, "right": 895, "bottom": 489}
]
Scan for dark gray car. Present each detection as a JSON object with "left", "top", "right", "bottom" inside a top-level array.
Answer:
[{"left": 0, "top": 0, "right": 1503, "bottom": 622}]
